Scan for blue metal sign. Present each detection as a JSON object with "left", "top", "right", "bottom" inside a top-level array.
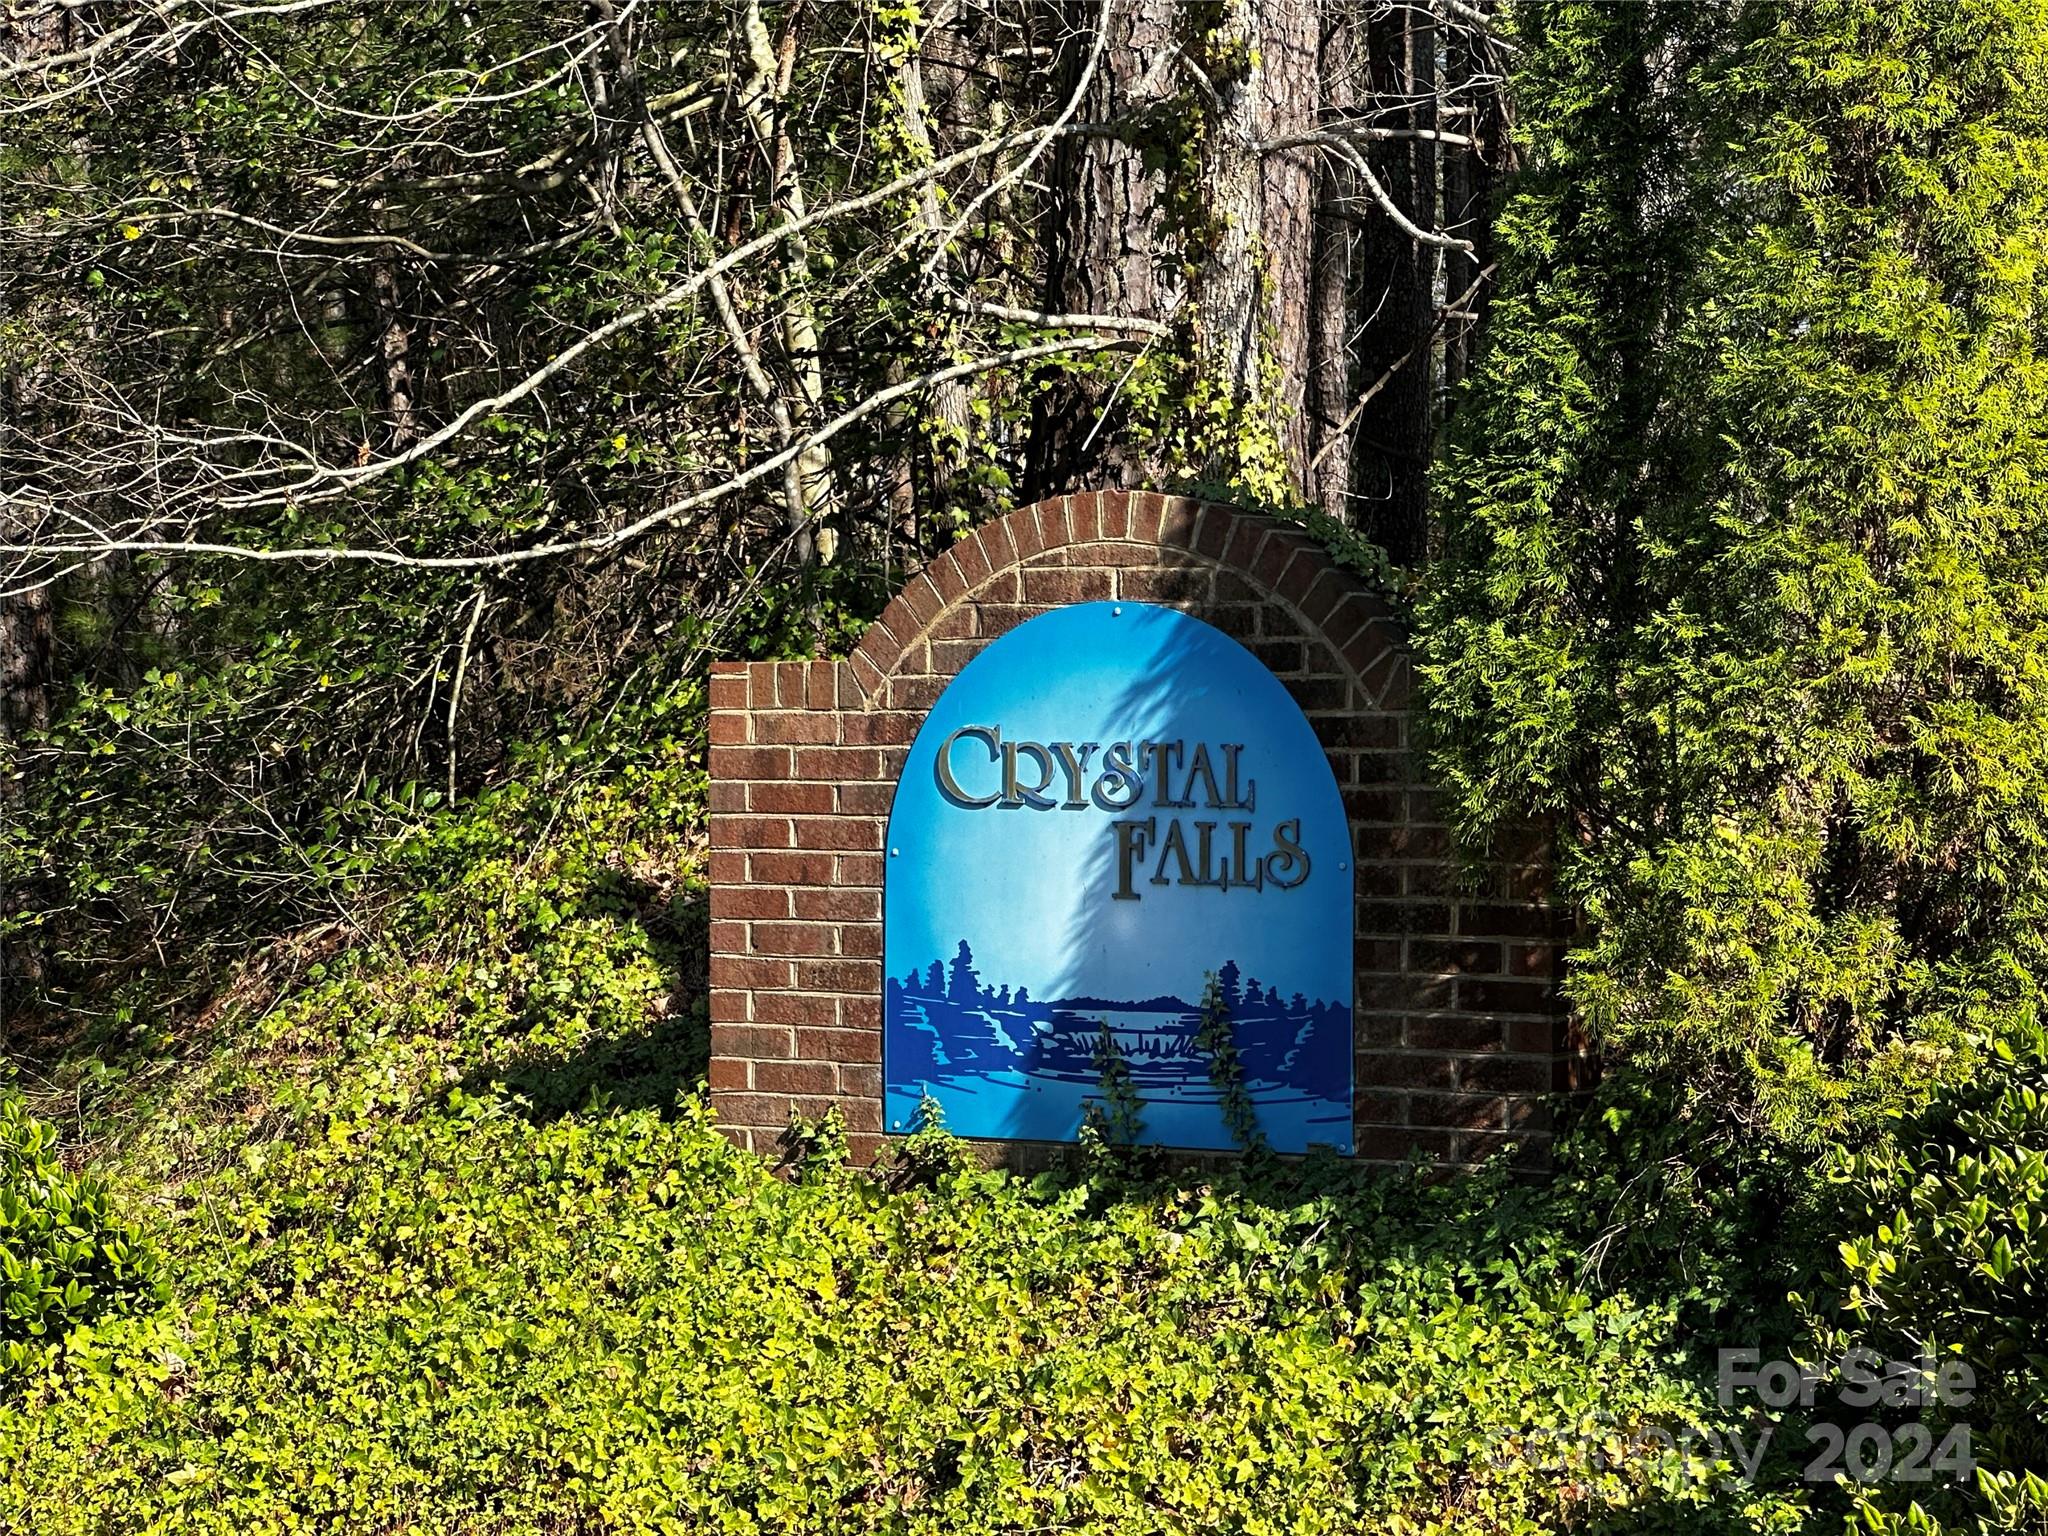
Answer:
[{"left": 884, "top": 601, "right": 1354, "bottom": 1153}]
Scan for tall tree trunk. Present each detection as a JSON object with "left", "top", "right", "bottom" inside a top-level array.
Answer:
[
  {"left": 1194, "top": 0, "right": 1318, "bottom": 490},
  {"left": 1307, "top": 0, "right": 1359, "bottom": 517},
  {"left": 1025, "top": 0, "right": 1185, "bottom": 497},
  {"left": 1352, "top": 2, "right": 1438, "bottom": 566},
  {"left": 1030, "top": 0, "right": 1320, "bottom": 498},
  {"left": 740, "top": 0, "right": 839, "bottom": 561}
]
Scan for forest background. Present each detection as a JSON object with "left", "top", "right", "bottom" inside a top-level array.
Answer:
[{"left": 1, "top": 1, "right": 2044, "bottom": 1532}]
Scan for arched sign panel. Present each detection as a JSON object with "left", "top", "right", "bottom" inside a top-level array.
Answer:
[{"left": 884, "top": 601, "right": 1354, "bottom": 1153}]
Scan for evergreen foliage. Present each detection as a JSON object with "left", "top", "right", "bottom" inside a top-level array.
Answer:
[{"left": 1422, "top": 0, "right": 2048, "bottom": 1142}]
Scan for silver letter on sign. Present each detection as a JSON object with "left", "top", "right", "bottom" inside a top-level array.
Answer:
[{"left": 935, "top": 724, "right": 1002, "bottom": 808}]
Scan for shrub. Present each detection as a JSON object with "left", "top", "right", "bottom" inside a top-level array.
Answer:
[
  {"left": 1420, "top": 0, "right": 2048, "bottom": 1143},
  {"left": 1807, "top": 1022, "right": 2048, "bottom": 1532},
  {"left": 0, "top": 1083, "right": 160, "bottom": 1388}
]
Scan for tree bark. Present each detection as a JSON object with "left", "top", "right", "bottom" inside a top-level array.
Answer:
[
  {"left": 1352, "top": 1, "right": 1437, "bottom": 565},
  {"left": 1307, "top": 0, "right": 1359, "bottom": 517},
  {"left": 1025, "top": 0, "right": 1185, "bottom": 498}
]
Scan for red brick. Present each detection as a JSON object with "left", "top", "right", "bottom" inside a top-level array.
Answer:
[
  {"left": 755, "top": 993, "right": 839, "bottom": 1026},
  {"left": 794, "top": 817, "right": 883, "bottom": 852},
  {"left": 793, "top": 887, "right": 881, "bottom": 922},
  {"left": 1249, "top": 638, "right": 1306, "bottom": 674},
  {"left": 844, "top": 711, "right": 914, "bottom": 746},
  {"left": 1158, "top": 497, "right": 1201, "bottom": 548},
  {"left": 886, "top": 676, "right": 944, "bottom": 714},
  {"left": 710, "top": 746, "right": 789, "bottom": 779},
  {"left": 749, "top": 851, "right": 834, "bottom": 885},
  {"left": 1360, "top": 972, "right": 1456, "bottom": 1010},
  {"left": 838, "top": 1097, "right": 884, "bottom": 1133},
  {"left": 1355, "top": 1052, "right": 1457, "bottom": 1089},
  {"left": 1321, "top": 595, "right": 1378, "bottom": 651},
  {"left": 855, "top": 612, "right": 906, "bottom": 671},
  {"left": 751, "top": 782, "right": 833, "bottom": 815},
  {"left": 750, "top": 921, "right": 836, "bottom": 957},
  {"left": 1406, "top": 1016, "right": 1504, "bottom": 1051},
  {"left": 899, "top": 573, "right": 944, "bottom": 632},
  {"left": 700, "top": 489, "right": 1569, "bottom": 1171},
  {"left": 796, "top": 1027, "right": 881, "bottom": 1063},
  {"left": 1507, "top": 1099, "right": 1554, "bottom": 1133},
  {"left": 1010, "top": 505, "right": 1047, "bottom": 559},
  {"left": 836, "top": 1062, "right": 883, "bottom": 1100},
  {"left": 755, "top": 1061, "right": 840, "bottom": 1095},
  {"left": 836, "top": 782, "right": 894, "bottom": 816},
  {"left": 796, "top": 747, "right": 881, "bottom": 779},
  {"left": 1038, "top": 497, "right": 1073, "bottom": 549},
  {"left": 847, "top": 648, "right": 886, "bottom": 700},
  {"left": 1457, "top": 977, "right": 1556, "bottom": 1015},
  {"left": 712, "top": 1024, "right": 795, "bottom": 1060},
  {"left": 800, "top": 958, "right": 881, "bottom": 992},
  {"left": 837, "top": 853, "right": 885, "bottom": 886},
  {"left": 1115, "top": 566, "right": 1209, "bottom": 603},
  {"left": 710, "top": 955, "right": 793, "bottom": 990},
  {"left": 1453, "top": 1131, "right": 1519, "bottom": 1163},
  {"left": 1356, "top": 902, "right": 1454, "bottom": 937},
  {"left": 1067, "top": 494, "right": 1101, "bottom": 544},
  {"left": 708, "top": 1058, "right": 751, "bottom": 1090},
  {"left": 753, "top": 710, "right": 839, "bottom": 746},
  {"left": 1276, "top": 548, "right": 1322, "bottom": 606},
  {"left": 1354, "top": 1089, "right": 1410, "bottom": 1125},
  {"left": 717, "top": 1093, "right": 800, "bottom": 1129},
  {"left": 1377, "top": 655, "right": 1414, "bottom": 709},
  {"left": 1341, "top": 624, "right": 1391, "bottom": 678},
  {"left": 1410, "top": 1093, "right": 1507, "bottom": 1131},
  {"left": 981, "top": 516, "right": 1018, "bottom": 574},
  {"left": 930, "top": 551, "right": 969, "bottom": 602},
  {"left": 1128, "top": 492, "right": 1165, "bottom": 543},
  {"left": 723, "top": 816, "right": 792, "bottom": 849},
  {"left": 976, "top": 604, "right": 1034, "bottom": 638},
  {"left": 1096, "top": 489, "right": 1130, "bottom": 540},
  {"left": 953, "top": 531, "right": 992, "bottom": 589},
  {"left": 1353, "top": 1126, "right": 1454, "bottom": 1161},
  {"left": 1410, "top": 939, "right": 1503, "bottom": 975},
  {"left": 1457, "top": 1054, "right": 1553, "bottom": 1094},
  {"left": 1505, "top": 1017, "right": 1562, "bottom": 1054},
  {"left": 1250, "top": 530, "right": 1304, "bottom": 589},
  {"left": 1023, "top": 567, "right": 1111, "bottom": 604},
  {"left": 1504, "top": 942, "right": 1558, "bottom": 978}
]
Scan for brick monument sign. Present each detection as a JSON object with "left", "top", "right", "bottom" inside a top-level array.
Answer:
[{"left": 708, "top": 490, "right": 1570, "bottom": 1167}]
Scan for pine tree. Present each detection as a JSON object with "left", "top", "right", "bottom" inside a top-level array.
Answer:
[
  {"left": 947, "top": 940, "right": 981, "bottom": 1008},
  {"left": 1421, "top": 0, "right": 2048, "bottom": 1141}
]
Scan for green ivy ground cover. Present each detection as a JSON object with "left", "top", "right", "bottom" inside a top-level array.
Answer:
[{"left": 4, "top": 689, "right": 2040, "bottom": 1534}]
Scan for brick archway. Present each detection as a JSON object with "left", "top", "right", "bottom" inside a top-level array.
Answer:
[{"left": 709, "top": 491, "right": 1566, "bottom": 1167}]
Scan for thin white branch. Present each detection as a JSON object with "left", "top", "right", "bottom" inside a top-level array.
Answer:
[
  {"left": 944, "top": 296, "right": 1174, "bottom": 339},
  {"left": 0, "top": 336, "right": 1139, "bottom": 572}
]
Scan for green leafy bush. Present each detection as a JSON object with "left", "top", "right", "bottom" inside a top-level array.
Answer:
[
  {"left": 1420, "top": 0, "right": 2048, "bottom": 1143},
  {"left": 1806, "top": 1023, "right": 2048, "bottom": 1532},
  {"left": 0, "top": 1083, "right": 160, "bottom": 1388}
]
